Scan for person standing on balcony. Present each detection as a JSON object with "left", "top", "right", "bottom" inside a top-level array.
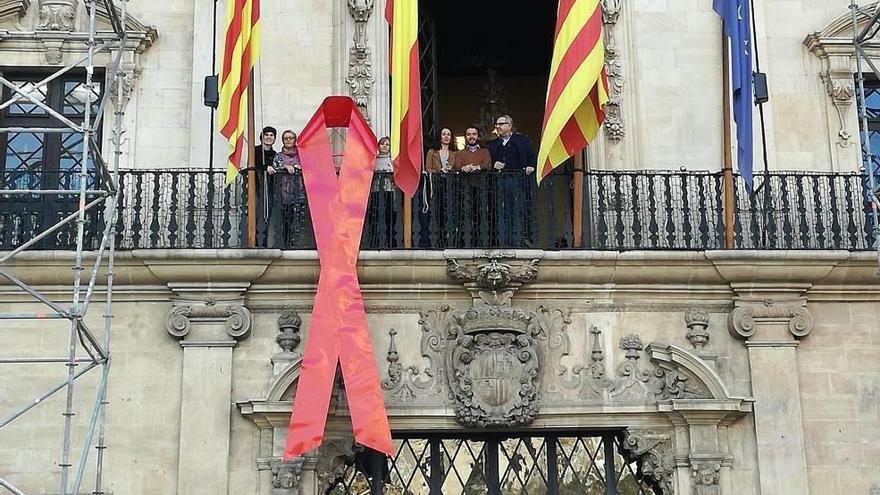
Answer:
[
  {"left": 366, "top": 136, "right": 399, "bottom": 248},
  {"left": 425, "top": 127, "right": 458, "bottom": 173},
  {"left": 452, "top": 126, "right": 491, "bottom": 173},
  {"left": 272, "top": 130, "right": 311, "bottom": 248},
  {"left": 452, "top": 126, "right": 493, "bottom": 247},
  {"left": 420, "top": 128, "right": 459, "bottom": 247},
  {"left": 253, "top": 125, "right": 278, "bottom": 247},
  {"left": 487, "top": 115, "right": 537, "bottom": 247},
  {"left": 487, "top": 115, "right": 535, "bottom": 174}
]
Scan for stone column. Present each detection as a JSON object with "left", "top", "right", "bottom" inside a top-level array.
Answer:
[
  {"left": 165, "top": 284, "right": 253, "bottom": 495},
  {"left": 728, "top": 288, "right": 813, "bottom": 495}
]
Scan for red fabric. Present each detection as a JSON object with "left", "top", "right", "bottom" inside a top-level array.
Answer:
[
  {"left": 283, "top": 96, "right": 393, "bottom": 459},
  {"left": 393, "top": 40, "right": 422, "bottom": 198}
]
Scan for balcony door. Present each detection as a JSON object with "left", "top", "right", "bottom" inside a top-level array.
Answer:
[{"left": 0, "top": 69, "right": 103, "bottom": 248}]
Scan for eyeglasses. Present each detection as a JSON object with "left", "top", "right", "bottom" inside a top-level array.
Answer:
[{"left": 495, "top": 121, "right": 509, "bottom": 126}]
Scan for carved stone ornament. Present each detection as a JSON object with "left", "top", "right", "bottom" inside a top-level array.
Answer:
[
  {"left": 315, "top": 439, "right": 356, "bottom": 494},
  {"left": 37, "top": 0, "right": 77, "bottom": 31},
  {"left": 692, "top": 461, "right": 721, "bottom": 495},
  {"left": 165, "top": 301, "right": 253, "bottom": 340},
  {"left": 271, "top": 460, "right": 302, "bottom": 495},
  {"left": 277, "top": 310, "right": 302, "bottom": 354},
  {"left": 619, "top": 430, "right": 674, "bottom": 495},
  {"left": 685, "top": 307, "right": 711, "bottom": 349},
  {"left": 601, "top": 0, "right": 625, "bottom": 142},
  {"left": 447, "top": 258, "right": 539, "bottom": 306},
  {"left": 804, "top": 5, "right": 879, "bottom": 149},
  {"left": 346, "top": 0, "right": 374, "bottom": 121},
  {"left": 570, "top": 325, "right": 613, "bottom": 399},
  {"left": 41, "top": 39, "right": 63, "bottom": 64},
  {"left": 728, "top": 297, "right": 814, "bottom": 340},
  {"left": 824, "top": 74, "right": 855, "bottom": 146},
  {"left": 108, "top": 62, "right": 140, "bottom": 111},
  {"left": 381, "top": 328, "right": 422, "bottom": 402},
  {"left": 565, "top": 329, "right": 712, "bottom": 402},
  {"left": 446, "top": 307, "right": 541, "bottom": 427},
  {"left": 384, "top": 302, "right": 572, "bottom": 429}
]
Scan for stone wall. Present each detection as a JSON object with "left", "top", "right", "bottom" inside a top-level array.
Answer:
[
  {"left": 1, "top": 250, "right": 878, "bottom": 494},
  {"left": 0, "top": 0, "right": 869, "bottom": 173}
]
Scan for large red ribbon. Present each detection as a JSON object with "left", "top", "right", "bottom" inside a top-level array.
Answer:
[{"left": 283, "top": 97, "right": 393, "bottom": 458}]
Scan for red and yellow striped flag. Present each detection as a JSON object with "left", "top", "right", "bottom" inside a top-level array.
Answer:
[
  {"left": 218, "top": 0, "right": 261, "bottom": 184},
  {"left": 385, "top": 0, "right": 422, "bottom": 197},
  {"left": 537, "top": 0, "right": 608, "bottom": 181}
]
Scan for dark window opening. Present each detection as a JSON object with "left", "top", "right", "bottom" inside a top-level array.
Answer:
[{"left": 420, "top": 1, "right": 558, "bottom": 148}]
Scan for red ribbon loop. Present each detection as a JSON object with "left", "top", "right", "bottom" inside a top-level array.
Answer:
[{"left": 283, "top": 97, "right": 393, "bottom": 459}]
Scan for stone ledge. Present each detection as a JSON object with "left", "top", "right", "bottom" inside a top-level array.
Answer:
[{"left": 1, "top": 249, "right": 876, "bottom": 299}]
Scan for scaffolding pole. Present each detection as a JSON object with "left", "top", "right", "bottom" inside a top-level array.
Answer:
[
  {"left": 0, "top": 0, "right": 130, "bottom": 493},
  {"left": 851, "top": 0, "right": 880, "bottom": 271}
]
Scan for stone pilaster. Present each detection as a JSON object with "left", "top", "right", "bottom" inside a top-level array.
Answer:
[
  {"left": 728, "top": 286, "right": 813, "bottom": 495},
  {"left": 188, "top": 0, "right": 220, "bottom": 168},
  {"left": 165, "top": 283, "right": 253, "bottom": 495}
]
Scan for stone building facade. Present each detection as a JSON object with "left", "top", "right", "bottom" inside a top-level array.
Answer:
[{"left": 1, "top": 1, "right": 879, "bottom": 495}]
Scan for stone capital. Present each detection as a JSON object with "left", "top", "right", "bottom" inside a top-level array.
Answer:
[
  {"left": 728, "top": 294, "right": 813, "bottom": 342},
  {"left": 165, "top": 302, "right": 252, "bottom": 343},
  {"left": 164, "top": 282, "right": 252, "bottom": 344}
]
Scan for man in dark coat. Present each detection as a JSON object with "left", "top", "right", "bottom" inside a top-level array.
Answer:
[
  {"left": 254, "top": 126, "right": 277, "bottom": 246},
  {"left": 487, "top": 115, "right": 537, "bottom": 247}
]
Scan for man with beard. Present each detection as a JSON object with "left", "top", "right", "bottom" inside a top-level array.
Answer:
[
  {"left": 451, "top": 126, "right": 491, "bottom": 172},
  {"left": 451, "top": 126, "right": 492, "bottom": 246}
]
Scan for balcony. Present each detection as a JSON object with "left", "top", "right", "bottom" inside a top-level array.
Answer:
[{"left": 0, "top": 168, "right": 875, "bottom": 251}]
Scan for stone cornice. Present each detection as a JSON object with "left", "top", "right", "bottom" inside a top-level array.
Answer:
[
  {"left": 237, "top": 400, "right": 752, "bottom": 432},
  {"left": 1, "top": 249, "right": 877, "bottom": 301}
]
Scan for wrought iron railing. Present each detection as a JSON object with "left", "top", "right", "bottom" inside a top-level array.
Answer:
[
  {"left": 0, "top": 168, "right": 873, "bottom": 251},
  {"left": 734, "top": 171, "right": 873, "bottom": 250}
]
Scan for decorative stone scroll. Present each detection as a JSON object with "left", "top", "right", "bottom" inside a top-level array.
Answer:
[
  {"left": 728, "top": 297, "right": 814, "bottom": 340},
  {"left": 619, "top": 430, "right": 674, "bottom": 495},
  {"left": 601, "top": 0, "right": 625, "bottom": 142},
  {"left": 381, "top": 328, "right": 423, "bottom": 402},
  {"left": 565, "top": 329, "right": 712, "bottom": 402},
  {"left": 165, "top": 300, "right": 253, "bottom": 340},
  {"left": 346, "top": 0, "right": 374, "bottom": 121},
  {"left": 570, "top": 325, "right": 612, "bottom": 399},
  {"left": 37, "top": 0, "right": 76, "bottom": 31}
]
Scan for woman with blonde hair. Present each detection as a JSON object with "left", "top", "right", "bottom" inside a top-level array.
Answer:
[{"left": 272, "top": 130, "right": 312, "bottom": 247}]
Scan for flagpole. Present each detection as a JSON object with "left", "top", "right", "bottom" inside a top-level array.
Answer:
[
  {"left": 722, "top": 38, "right": 736, "bottom": 249},
  {"left": 403, "top": 194, "right": 412, "bottom": 248},
  {"left": 247, "top": 68, "right": 257, "bottom": 248},
  {"left": 572, "top": 154, "right": 584, "bottom": 248}
]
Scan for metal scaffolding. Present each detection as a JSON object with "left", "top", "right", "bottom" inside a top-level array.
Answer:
[
  {"left": 0, "top": 0, "right": 130, "bottom": 494},
  {"left": 851, "top": 0, "right": 880, "bottom": 270}
]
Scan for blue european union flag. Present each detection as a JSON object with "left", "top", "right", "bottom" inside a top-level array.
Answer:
[{"left": 714, "top": 0, "right": 754, "bottom": 189}]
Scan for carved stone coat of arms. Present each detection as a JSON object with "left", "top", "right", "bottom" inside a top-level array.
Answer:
[{"left": 447, "top": 308, "right": 540, "bottom": 427}]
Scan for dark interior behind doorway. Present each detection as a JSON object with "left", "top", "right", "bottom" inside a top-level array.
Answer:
[{"left": 421, "top": 1, "right": 558, "bottom": 146}]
